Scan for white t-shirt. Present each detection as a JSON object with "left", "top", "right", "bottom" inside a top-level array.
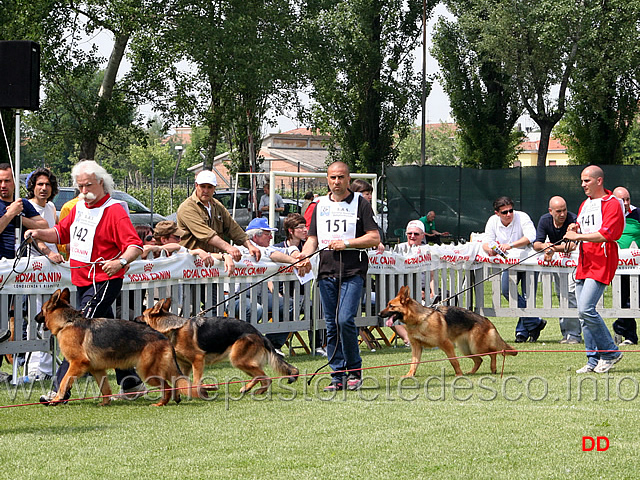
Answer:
[
  {"left": 29, "top": 199, "right": 59, "bottom": 255},
  {"left": 484, "top": 210, "right": 536, "bottom": 245}
]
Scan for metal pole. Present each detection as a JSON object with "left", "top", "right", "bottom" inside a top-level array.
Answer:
[{"left": 420, "top": 0, "right": 427, "bottom": 166}]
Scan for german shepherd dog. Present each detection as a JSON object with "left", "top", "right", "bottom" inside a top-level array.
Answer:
[
  {"left": 35, "top": 288, "right": 190, "bottom": 406},
  {"left": 379, "top": 286, "right": 517, "bottom": 376},
  {"left": 137, "top": 298, "right": 299, "bottom": 396}
]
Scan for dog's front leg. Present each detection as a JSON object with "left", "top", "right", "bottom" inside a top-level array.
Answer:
[
  {"left": 404, "top": 344, "right": 423, "bottom": 377},
  {"left": 91, "top": 369, "right": 112, "bottom": 406}
]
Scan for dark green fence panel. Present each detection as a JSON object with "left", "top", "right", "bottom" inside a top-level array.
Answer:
[{"left": 386, "top": 165, "right": 640, "bottom": 243}]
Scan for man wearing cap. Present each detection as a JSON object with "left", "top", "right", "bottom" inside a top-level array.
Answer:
[
  {"left": 177, "top": 170, "right": 260, "bottom": 262},
  {"left": 235, "top": 217, "right": 302, "bottom": 351}
]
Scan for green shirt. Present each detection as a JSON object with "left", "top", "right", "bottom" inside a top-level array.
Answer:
[{"left": 618, "top": 209, "right": 640, "bottom": 249}]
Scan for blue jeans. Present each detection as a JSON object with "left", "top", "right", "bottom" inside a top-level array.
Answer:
[
  {"left": 318, "top": 275, "right": 364, "bottom": 380},
  {"left": 554, "top": 273, "right": 581, "bottom": 341},
  {"left": 501, "top": 271, "right": 544, "bottom": 338},
  {"left": 575, "top": 278, "right": 620, "bottom": 367}
]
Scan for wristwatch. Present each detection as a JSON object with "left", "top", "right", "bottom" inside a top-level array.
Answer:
[
  {"left": 119, "top": 258, "right": 128, "bottom": 267},
  {"left": 344, "top": 239, "right": 351, "bottom": 247}
]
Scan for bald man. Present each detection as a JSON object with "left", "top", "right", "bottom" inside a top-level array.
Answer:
[
  {"left": 533, "top": 196, "right": 581, "bottom": 344},
  {"left": 564, "top": 166, "right": 624, "bottom": 373},
  {"left": 612, "top": 186, "right": 640, "bottom": 346}
]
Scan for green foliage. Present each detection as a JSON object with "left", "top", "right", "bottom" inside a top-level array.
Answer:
[
  {"left": 557, "top": 0, "right": 640, "bottom": 165},
  {"left": 302, "top": 0, "right": 428, "bottom": 175},
  {"left": 476, "top": 0, "right": 581, "bottom": 166},
  {"left": 396, "top": 124, "right": 459, "bottom": 166},
  {"left": 432, "top": 6, "right": 522, "bottom": 169}
]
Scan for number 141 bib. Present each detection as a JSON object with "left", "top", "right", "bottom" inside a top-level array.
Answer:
[{"left": 578, "top": 198, "right": 603, "bottom": 235}]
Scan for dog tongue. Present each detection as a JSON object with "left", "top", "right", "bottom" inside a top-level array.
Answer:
[{"left": 385, "top": 317, "right": 395, "bottom": 328}]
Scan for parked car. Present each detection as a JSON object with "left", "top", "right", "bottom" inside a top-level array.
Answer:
[
  {"left": 52, "top": 187, "right": 166, "bottom": 226},
  {"left": 213, "top": 188, "right": 254, "bottom": 229}
]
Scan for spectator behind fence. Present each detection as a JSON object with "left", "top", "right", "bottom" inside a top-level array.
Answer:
[
  {"left": 275, "top": 213, "right": 327, "bottom": 356},
  {"left": 419, "top": 210, "right": 449, "bottom": 245},
  {"left": 0, "top": 164, "right": 48, "bottom": 383},
  {"left": 564, "top": 166, "right": 624, "bottom": 374},
  {"left": 237, "top": 217, "right": 302, "bottom": 353},
  {"left": 26, "top": 160, "right": 145, "bottom": 404},
  {"left": 350, "top": 179, "right": 385, "bottom": 252},
  {"left": 22, "top": 168, "right": 64, "bottom": 382},
  {"left": 482, "top": 196, "right": 546, "bottom": 343},
  {"left": 532, "top": 196, "right": 581, "bottom": 344},
  {"left": 612, "top": 186, "right": 640, "bottom": 346},
  {"left": 258, "top": 182, "right": 284, "bottom": 229},
  {"left": 177, "top": 170, "right": 260, "bottom": 262},
  {"left": 301, "top": 191, "right": 315, "bottom": 219}
]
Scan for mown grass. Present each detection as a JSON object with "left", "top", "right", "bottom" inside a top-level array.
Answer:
[{"left": 1, "top": 318, "right": 639, "bottom": 480}]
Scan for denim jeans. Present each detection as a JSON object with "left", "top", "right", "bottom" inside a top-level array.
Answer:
[
  {"left": 318, "top": 275, "right": 364, "bottom": 380},
  {"left": 575, "top": 278, "right": 620, "bottom": 367},
  {"left": 553, "top": 273, "right": 581, "bottom": 341},
  {"left": 501, "top": 271, "right": 544, "bottom": 337}
]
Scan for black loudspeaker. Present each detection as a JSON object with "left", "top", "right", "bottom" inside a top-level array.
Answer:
[{"left": 0, "top": 41, "right": 40, "bottom": 110}]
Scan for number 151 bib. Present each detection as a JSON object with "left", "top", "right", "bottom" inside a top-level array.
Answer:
[{"left": 316, "top": 192, "right": 361, "bottom": 247}]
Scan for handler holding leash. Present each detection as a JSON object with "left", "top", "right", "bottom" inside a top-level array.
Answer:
[
  {"left": 26, "top": 160, "right": 144, "bottom": 404},
  {"left": 564, "top": 165, "right": 624, "bottom": 374},
  {"left": 297, "top": 162, "right": 379, "bottom": 391}
]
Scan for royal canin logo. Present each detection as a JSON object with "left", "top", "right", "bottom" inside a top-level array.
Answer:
[
  {"left": 143, "top": 263, "right": 153, "bottom": 272},
  {"left": 243, "top": 259, "right": 254, "bottom": 267},
  {"left": 631, "top": 250, "right": 640, "bottom": 257},
  {"left": 453, "top": 249, "right": 460, "bottom": 254},
  {"left": 32, "top": 261, "right": 43, "bottom": 271},
  {"left": 194, "top": 258, "right": 204, "bottom": 268}
]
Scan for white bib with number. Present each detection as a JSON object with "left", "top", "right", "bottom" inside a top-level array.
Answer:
[
  {"left": 578, "top": 198, "right": 603, "bottom": 235},
  {"left": 70, "top": 198, "right": 121, "bottom": 263},
  {"left": 316, "top": 192, "right": 360, "bottom": 247}
]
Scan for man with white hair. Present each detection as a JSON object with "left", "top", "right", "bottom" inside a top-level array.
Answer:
[
  {"left": 26, "top": 160, "right": 145, "bottom": 404},
  {"left": 177, "top": 170, "right": 260, "bottom": 261}
]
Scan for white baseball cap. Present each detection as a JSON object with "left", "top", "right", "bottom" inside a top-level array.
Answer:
[
  {"left": 406, "top": 220, "right": 425, "bottom": 233},
  {"left": 195, "top": 170, "right": 217, "bottom": 186}
]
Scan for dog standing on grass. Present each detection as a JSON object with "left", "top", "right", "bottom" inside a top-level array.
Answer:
[
  {"left": 138, "top": 298, "right": 299, "bottom": 396},
  {"left": 379, "top": 286, "right": 517, "bottom": 376},
  {"left": 35, "top": 288, "right": 190, "bottom": 406}
]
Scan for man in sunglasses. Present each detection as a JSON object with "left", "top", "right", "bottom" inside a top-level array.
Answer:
[{"left": 482, "top": 196, "right": 546, "bottom": 343}]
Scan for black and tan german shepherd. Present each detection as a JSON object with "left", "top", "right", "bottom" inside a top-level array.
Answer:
[
  {"left": 35, "top": 288, "right": 190, "bottom": 406},
  {"left": 138, "top": 298, "right": 299, "bottom": 396},
  {"left": 379, "top": 286, "right": 517, "bottom": 376}
]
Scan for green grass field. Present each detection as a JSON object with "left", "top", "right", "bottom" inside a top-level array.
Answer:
[{"left": 1, "top": 318, "right": 639, "bottom": 480}]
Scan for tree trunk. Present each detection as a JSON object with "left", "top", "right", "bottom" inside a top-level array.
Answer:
[
  {"left": 536, "top": 120, "right": 555, "bottom": 167},
  {"left": 79, "top": 33, "right": 130, "bottom": 160}
]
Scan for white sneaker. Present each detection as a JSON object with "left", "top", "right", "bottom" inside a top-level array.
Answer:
[
  {"left": 111, "top": 383, "right": 146, "bottom": 401},
  {"left": 620, "top": 339, "right": 636, "bottom": 346},
  {"left": 594, "top": 353, "right": 623, "bottom": 373},
  {"left": 315, "top": 347, "right": 327, "bottom": 357},
  {"left": 576, "top": 364, "right": 595, "bottom": 374}
]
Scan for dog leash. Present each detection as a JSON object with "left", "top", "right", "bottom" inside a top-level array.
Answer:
[
  {"left": 433, "top": 238, "right": 574, "bottom": 307},
  {"left": 192, "top": 245, "right": 330, "bottom": 319}
]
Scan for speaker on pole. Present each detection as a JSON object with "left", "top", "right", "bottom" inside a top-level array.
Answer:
[{"left": 0, "top": 41, "right": 40, "bottom": 111}]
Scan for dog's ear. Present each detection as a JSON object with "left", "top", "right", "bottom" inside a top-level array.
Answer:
[
  {"left": 50, "top": 289, "right": 62, "bottom": 306},
  {"left": 60, "top": 288, "right": 71, "bottom": 304},
  {"left": 398, "top": 285, "right": 409, "bottom": 300},
  {"left": 161, "top": 298, "right": 172, "bottom": 312},
  {"left": 151, "top": 299, "right": 165, "bottom": 315}
]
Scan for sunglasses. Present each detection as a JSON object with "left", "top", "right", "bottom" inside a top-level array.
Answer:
[
  {"left": 499, "top": 208, "right": 514, "bottom": 215},
  {"left": 406, "top": 232, "right": 422, "bottom": 236},
  {"left": 144, "top": 234, "right": 154, "bottom": 242}
]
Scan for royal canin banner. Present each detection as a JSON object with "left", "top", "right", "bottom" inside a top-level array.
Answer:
[{"left": 2, "top": 244, "right": 640, "bottom": 293}]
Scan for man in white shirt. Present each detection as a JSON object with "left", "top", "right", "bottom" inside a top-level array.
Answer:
[{"left": 482, "top": 196, "right": 546, "bottom": 343}]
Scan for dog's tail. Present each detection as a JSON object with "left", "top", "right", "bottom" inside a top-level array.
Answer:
[{"left": 263, "top": 336, "right": 299, "bottom": 384}]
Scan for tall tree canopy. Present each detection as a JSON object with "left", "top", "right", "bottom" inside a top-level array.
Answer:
[
  {"left": 433, "top": 1, "right": 523, "bottom": 169},
  {"left": 302, "top": 0, "right": 429, "bottom": 175}
]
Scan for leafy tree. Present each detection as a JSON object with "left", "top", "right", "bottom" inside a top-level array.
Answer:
[
  {"left": 302, "top": 0, "right": 428, "bottom": 175},
  {"left": 432, "top": 2, "right": 523, "bottom": 169},
  {"left": 129, "top": 0, "right": 301, "bottom": 177},
  {"left": 396, "top": 124, "right": 458, "bottom": 166},
  {"left": 555, "top": 0, "right": 640, "bottom": 165},
  {"left": 478, "top": 0, "right": 582, "bottom": 167}
]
